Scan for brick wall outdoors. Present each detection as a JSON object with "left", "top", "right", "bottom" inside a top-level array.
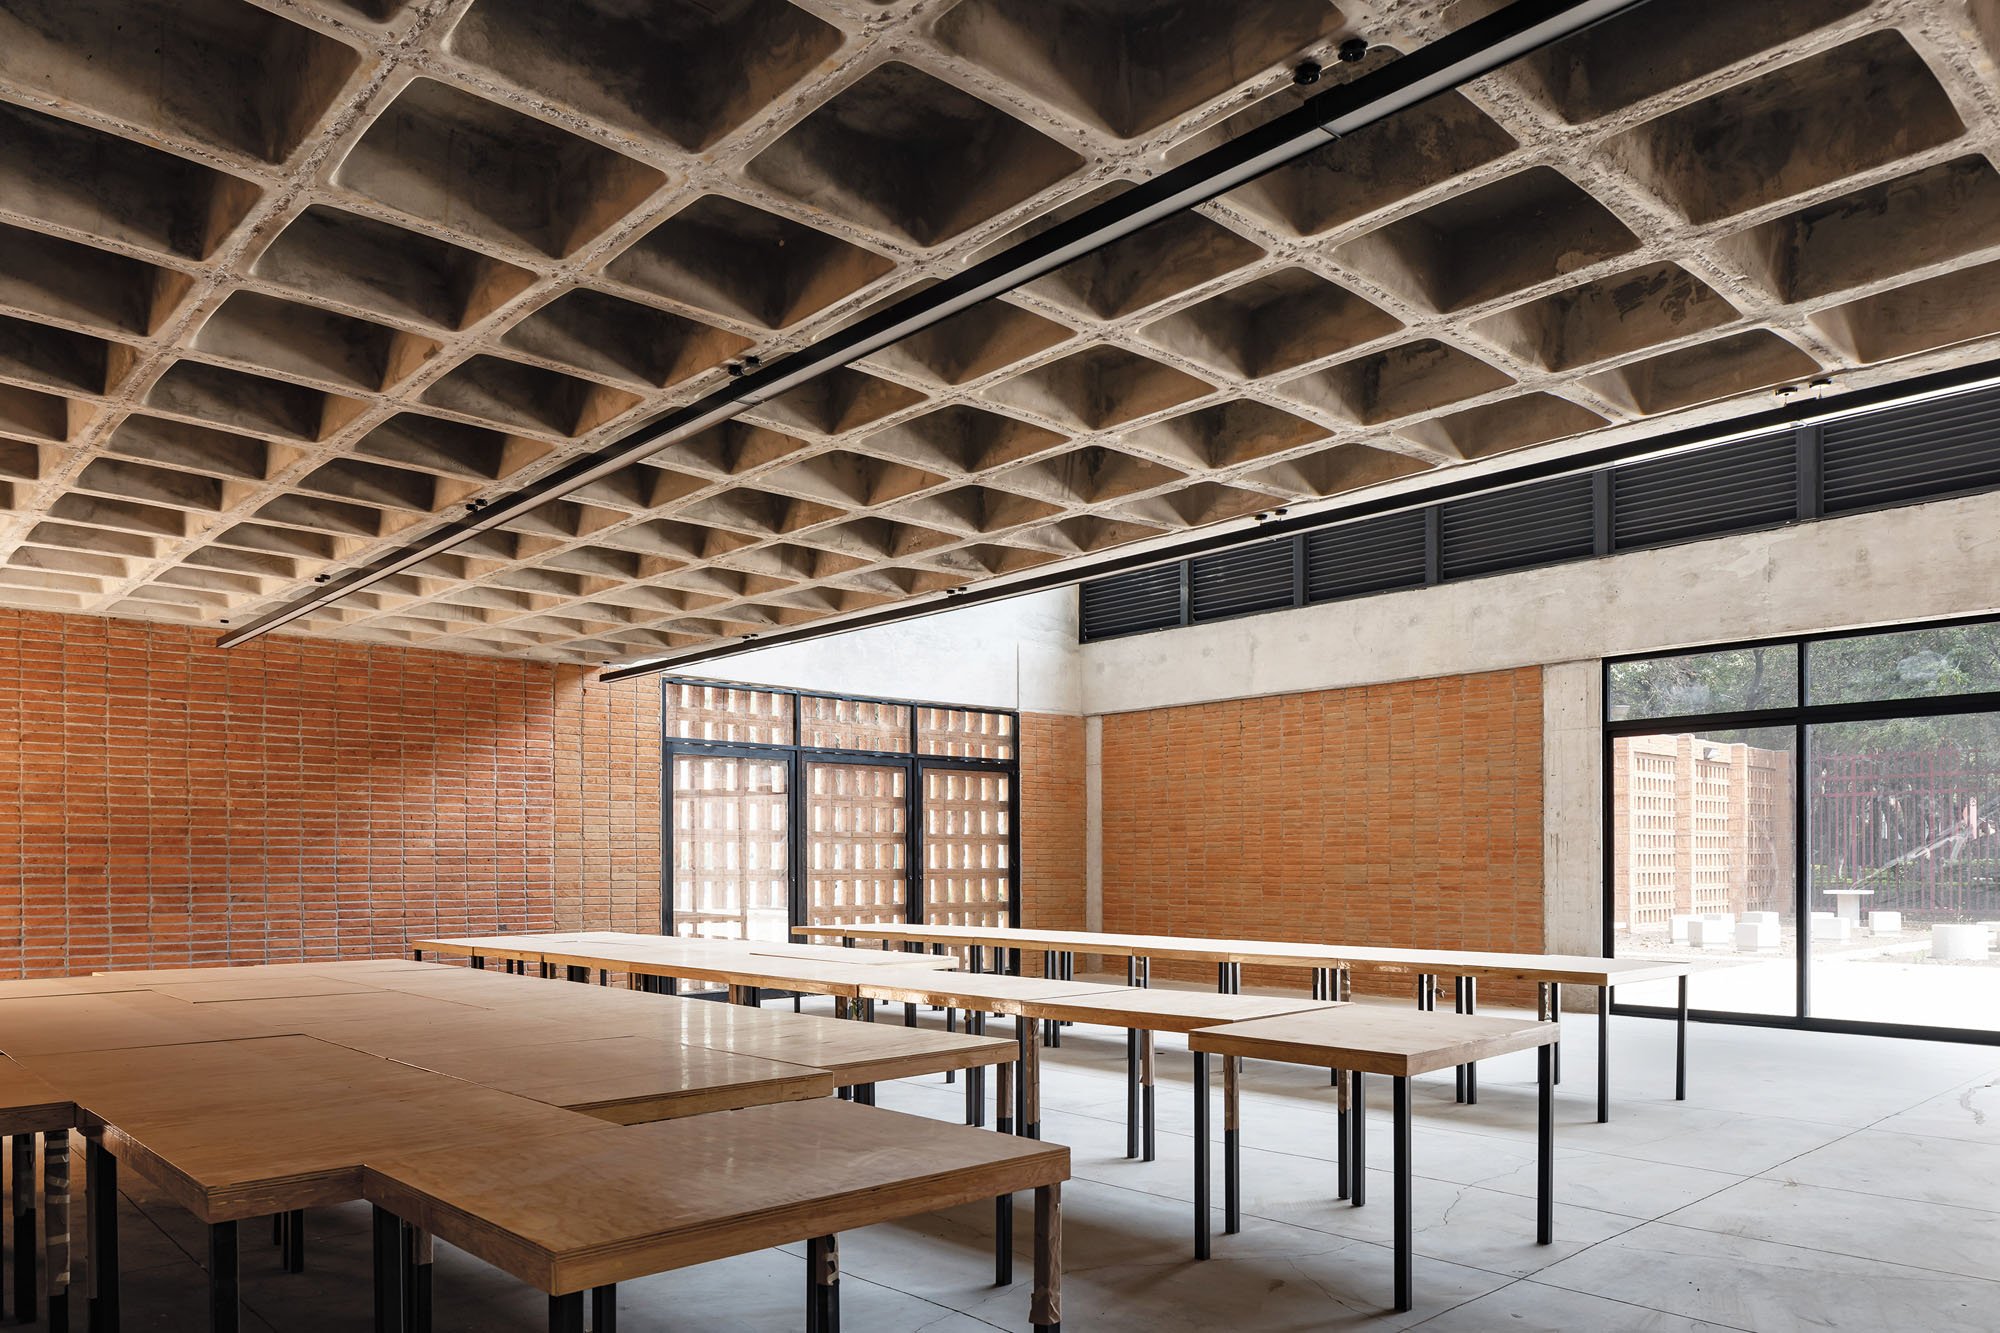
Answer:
[
  {"left": 1019, "top": 712, "right": 1087, "bottom": 930},
  {"left": 1099, "top": 666, "right": 1545, "bottom": 994}
]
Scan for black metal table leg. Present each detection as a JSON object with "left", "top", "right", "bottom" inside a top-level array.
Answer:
[
  {"left": 1335, "top": 1070, "right": 1350, "bottom": 1200},
  {"left": 548, "top": 1292, "right": 583, "bottom": 1333},
  {"left": 1350, "top": 1071, "right": 1367, "bottom": 1208},
  {"left": 1140, "top": 1029, "right": 1157, "bottom": 1162},
  {"left": 1541, "top": 982, "right": 1563, "bottom": 1084},
  {"left": 283, "top": 1208, "right": 305, "bottom": 1273},
  {"left": 208, "top": 1221, "right": 239, "bottom": 1333},
  {"left": 371, "top": 1207, "right": 404, "bottom": 1333},
  {"left": 87, "top": 1134, "right": 118, "bottom": 1333},
  {"left": 1597, "top": 985, "right": 1611, "bottom": 1124},
  {"left": 14, "top": 1132, "right": 36, "bottom": 1323},
  {"left": 995, "top": 1192, "right": 1013, "bottom": 1287},
  {"left": 807, "top": 1235, "right": 839, "bottom": 1333},
  {"left": 590, "top": 1285, "right": 616, "bottom": 1333},
  {"left": 1538, "top": 1042, "right": 1555, "bottom": 1247},
  {"left": 967, "top": 1012, "right": 988, "bottom": 1127},
  {"left": 1125, "top": 1020, "right": 1140, "bottom": 1159},
  {"left": 1192, "top": 1051, "right": 1211, "bottom": 1259},
  {"left": 1223, "top": 1056, "right": 1241, "bottom": 1235},
  {"left": 1392, "top": 1077, "right": 1412, "bottom": 1314},
  {"left": 1676, "top": 973, "right": 1689, "bottom": 1101},
  {"left": 1465, "top": 977, "right": 1479, "bottom": 1104},
  {"left": 470, "top": 955, "right": 484, "bottom": 970},
  {"left": 1454, "top": 977, "right": 1467, "bottom": 1103}
]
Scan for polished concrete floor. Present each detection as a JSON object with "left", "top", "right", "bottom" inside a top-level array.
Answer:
[{"left": 9, "top": 996, "right": 1999, "bottom": 1331}]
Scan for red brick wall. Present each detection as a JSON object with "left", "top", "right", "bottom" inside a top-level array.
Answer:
[
  {"left": 554, "top": 667, "right": 663, "bottom": 934},
  {"left": 0, "top": 608, "right": 1085, "bottom": 977},
  {"left": 0, "top": 608, "right": 564, "bottom": 976},
  {"left": 1019, "top": 712, "right": 1087, "bottom": 930},
  {"left": 1099, "top": 667, "right": 1545, "bottom": 992}
]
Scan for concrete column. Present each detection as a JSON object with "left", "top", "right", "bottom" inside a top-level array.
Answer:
[{"left": 1542, "top": 661, "right": 1603, "bottom": 978}]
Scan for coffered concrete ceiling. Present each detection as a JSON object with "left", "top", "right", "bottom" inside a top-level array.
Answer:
[{"left": 1, "top": 0, "right": 1997, "bottom": 664}]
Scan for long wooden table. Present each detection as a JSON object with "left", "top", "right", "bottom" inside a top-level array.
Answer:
[
  {"left": 364, "top": 1100, "right": 1067, "bottom": 1333},
  {"left": 4, "top": 960, "right": 1044, "bottom": 1332},
  {"left": 797, "top": 922, "right": 1695, "bottom": 1122},
  {"left": 1190, "top": 1006, "right": 1560, "bottom": 1314}
]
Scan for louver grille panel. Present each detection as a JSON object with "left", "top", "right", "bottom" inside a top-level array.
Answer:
[
  {"left": 1188, "top": 540, "right": 1297, "bottom": 622},
  {"left": 1079, "top": 565, "right": 1182, "bottom": 640},
  {"left": 1304, "top": 510, "right": 1428, "bottom": 601},
  {"left": 1439, "top": 475, "right": 1595, "bottom": 579},
  {"left": 1613, "top": 433, "right": 1797, "bottom": 550},
  {"left": 1821, "top": 382, "right": 2000, "bottom": 514},
  {"left": 1074, "top": 383, "right": 2000, "bottom": 643}
]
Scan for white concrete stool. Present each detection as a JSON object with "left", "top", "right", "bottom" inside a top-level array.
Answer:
[
  {"left": 1933, "top": 924, "right": 1992, "bottom": 960},
  {"left": 1689, "top": 918, "right": 1732, "bottom": 949},
  {"left": 1670, "top": 914, "right": 1699, "bottom": 943},
  {"left": 1735, "top": 919, "right": 1779, "bottom": 951},
  {"left": 1811, "top": 912, "right": 1852, "bottom": 944},
  {"left": 1867, "top": 911, "right": 1902, "bottom": 936}
]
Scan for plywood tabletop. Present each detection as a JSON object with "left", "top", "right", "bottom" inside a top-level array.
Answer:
[
  {"left": 377, "top": 1035, "right": 834, "bottom": 1124},
  {"left": 0, "top": 1054, "right": 75, "bottom": 1134},
  {"left": 796, "top": 923, "right": 1696, "bottom": 986},
  {"left": 0, "top": 990, "right": 305, "bottom": 1057},
  {"left": 0, "top": 974, "right": 155, "bottom": 1000},
  {"left": 747, "top": 942, "right": 963, "bottom": 970},
  {"left": 22, "top": 1036, "right": 593, "bottom": 1221},
  {"left": 586, "top": 995, "right": 1018, "bottom": 1084},
  {"left": 144, "top": 975, "right": 389, "bottom": 1004},
  {"left": 1015, "top": 988, "right": 1343, "bottom": 1032},
  {"left": 1188, "top": 1004, "right": 1560, "bottom": 1078},
  {"left": 362, "top": 1100, "right": 1069, "bottom": 1294},
  {"left": 852, "top": 969, "right": 1131, "bottom": 1013}
]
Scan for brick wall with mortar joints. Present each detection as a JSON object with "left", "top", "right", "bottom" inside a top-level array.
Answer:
[
  {"left": 1098, "top": 665, "right": 1545, "bottom": 1003},
  {"left": 0, "top": 607, "right": 1080, "bottom": 976}
]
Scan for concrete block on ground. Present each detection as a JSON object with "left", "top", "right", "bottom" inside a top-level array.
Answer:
[{"left": 1933, "top": 924, "right": 1992, "bottom": 960}]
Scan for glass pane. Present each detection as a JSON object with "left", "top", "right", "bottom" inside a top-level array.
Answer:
[
  {"left": 1611, "top": 727, "right": 1797, "bottom": 1016},
  {"left": 922, "top": 768, "right": 1011, "bottom": 927},
  {"left": 917, "top": 707, "right": 1015, "bottom": 759},
  {"left": 806, "top": 762, "right": 907, "bottom": 929},
  {"left": 670, "top": 753, "right": 790, "bottom": 944},
  {"left": 1607, "top": 645, "right": 1798, "bottom": 721},
  {"left": 1807, "top": 621, "right": 2000, "bottom": 705},
  {"left": 1808, "top": 713, "right": 2000, "bottom": 1033},
  {"left": 663, "top": 681, "right": 793, "bottom": 745},
  {"left": 800, "top": 695, "right": 911, "bottom": 752}
]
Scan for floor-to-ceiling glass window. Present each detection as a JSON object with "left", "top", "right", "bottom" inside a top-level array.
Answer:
[
  {"left": 662, "top": 678, "right": 1019, "bottom": 943},
  {"left": 1607, "top": 620, "right": 2000, "bottom": 1041}
]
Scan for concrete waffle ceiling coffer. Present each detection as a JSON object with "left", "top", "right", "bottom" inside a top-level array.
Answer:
[{"left": 0, "top": 0, "right": 1998, "bottom": 664}]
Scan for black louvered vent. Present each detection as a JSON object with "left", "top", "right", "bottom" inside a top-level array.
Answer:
[
  {"left": 1439, "top": 475, "right": 1596, "bottom": 579},
  {"left": 1303, "top": 510, "right": 1428, "bottom": 602},
  {"left": 1079, "top": 565, "right": 1182, "bottom": 641},
  {"left": 1821, "top": 382, "right": 2000, "bottom": 514},
  {"left": 1188, "top": 540, "right": 1298, "bottom": 622},
  {"left": 1612, "top": 433, "right": 1797, "bottom": 551}
]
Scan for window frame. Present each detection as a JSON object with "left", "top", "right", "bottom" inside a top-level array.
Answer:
[{"left": 1602, "top": 613, "right": 2000, "bottom": 1048}]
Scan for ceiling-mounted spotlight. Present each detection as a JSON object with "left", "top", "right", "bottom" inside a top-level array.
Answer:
[
  {"left": 1337, "top": 37, "right": 1369, "bottom": 62},
  {"left": 1293, "top": 60, "right": 1322, "bottom": 86}
]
